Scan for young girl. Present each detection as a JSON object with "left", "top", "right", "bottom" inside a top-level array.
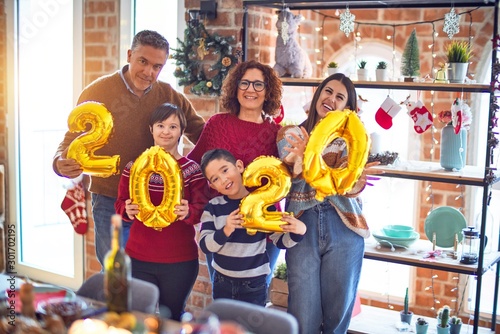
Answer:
[
  {"left": 115, "top": 103, "right": 210, "bottom": 321},
  {"left": 277, "top": 73, "right": 381, "bottom": 334}
]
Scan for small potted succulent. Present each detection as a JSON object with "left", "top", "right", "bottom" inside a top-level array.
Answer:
[
  {"left": 357, "top": 60, "right": 369, "bottom": 81},
  {"left": 449, "top": 316, "right": 462, "bottom": 334},
  {"left": 415, "top": 317, "right": 429, "bottom": 334},
  {"left": 400, "top": 288, "right": 413, "bottom": 325},
  {"left": 376, "top": 61, "right": 389, "bottom": 81},
  {"left": 437, "top": 305, "right": 451, "bottom": 334},
  {"left": 446, "top": 40, "right": 473, "bottom": 83},
  {"left": 327, "top": 61, "right": 339, "bottom": 75}
]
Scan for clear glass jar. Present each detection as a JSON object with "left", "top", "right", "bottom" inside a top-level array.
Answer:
[{"left": 460, "top": 226, "right": 480, "bottom": 264}]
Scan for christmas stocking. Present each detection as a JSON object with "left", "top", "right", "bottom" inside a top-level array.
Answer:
[
  {"left": 61, "top": 181, "right": 88, "bottom": 234},
  {"left": 375, "top": 96, "right": 401, "bottom": 129},
  {"left": 407, "top": 100, "right": 433, "bottom": 134}
]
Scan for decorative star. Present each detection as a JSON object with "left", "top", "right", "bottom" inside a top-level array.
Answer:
[
  {"left": 340, "top": 8, "right": 355, "bottom": 37},
  {"left": 414, "top": 110, "right": 433, "bottom": 132},
  {"left": 443, "top": 7, "right": 460, "bottom": 39}
]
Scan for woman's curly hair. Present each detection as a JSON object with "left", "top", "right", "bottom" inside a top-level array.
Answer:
[{"left": 221, "top": 60, "right": 282, "bottom": 116}]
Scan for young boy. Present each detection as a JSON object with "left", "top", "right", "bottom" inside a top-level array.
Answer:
[{"left": 199, "top": 149, "right": 306, "bottom": 306}]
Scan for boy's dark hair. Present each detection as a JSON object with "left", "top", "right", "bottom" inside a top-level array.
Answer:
[
  {"left": 131, "top": 30, "right": 169, "bottom": 53},
  {"left": 200, "top": 149, "right": 237, "bottom": 178},
  {"left": 149, "top": 103, "right": 187, "bottom": 135}
]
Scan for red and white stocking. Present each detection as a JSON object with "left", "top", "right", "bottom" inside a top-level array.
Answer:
[
  {"left": 375, "top": 96, "right": 401, "bottom": 130},
  {"left": 61, "top": 181, "right": 88, "bottom": 235},
  {"left": 407, "top": 100, "right": 433, "bottom": 134}
]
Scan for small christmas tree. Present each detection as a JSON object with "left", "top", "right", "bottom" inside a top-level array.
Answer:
[{"left": 401, "top": 29, "right": 420, "bottom": 79}]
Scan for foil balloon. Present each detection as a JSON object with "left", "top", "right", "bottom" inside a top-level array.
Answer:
[
  {"left": 303, "top": 109, "right": 370, "bottom": 200},
  {"left": 239, "top": 156, "right": 292, "bottom": 235},
  {"left": 129, "top": 146, "right": 184, "bottom": 231},
  {"left": 66, "top": 101, "right": 120, "bottom": 177}
]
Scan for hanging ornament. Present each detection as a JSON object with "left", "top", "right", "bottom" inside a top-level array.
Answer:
[
  {"left": 197, "top": 38, "right": 209, "bottom": 59},
  {"left": 340, "top": 7, "right": 355, "bottom": 37},
  {"left": 443, "top": 7, "right": 460, "bottom": 39}
]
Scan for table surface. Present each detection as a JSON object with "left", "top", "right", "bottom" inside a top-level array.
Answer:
[{"left": 0, "top": 274, "right": 182, "bottom": 333}]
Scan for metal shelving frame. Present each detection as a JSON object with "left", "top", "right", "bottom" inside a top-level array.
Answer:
[{"left": 242, "top": 1, "right": 500, "bottom": 333}]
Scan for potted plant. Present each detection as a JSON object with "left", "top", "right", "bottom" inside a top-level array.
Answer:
[
  {"left": 449, "top": 316, "right": 462, "bottom": 334},
  {"left": 327, "top": 61, "right": 339, "bottom": 75},
  {"left": 401, "top": 29, "right": 420, "bottom": 82},
  {"left": 416, "top": 317, "right": 429, "bottom": 334},
  {"left": 400, "top": 287, "right": 413, "bottom": 325},
  {"left": 357, "top": 60, "right": 369, "bottom": 81},
  {"left": 269, "top": 262, "right": 288, "bottom": 308},
  {"left": 446, "top": 40, "right": 473, "bottom": 83},
  {"left": 375, "top": 61, "right": 389, "bottom": 81},
  {"left": 437, "top": 305, "right": 451, "bottom": 334}
]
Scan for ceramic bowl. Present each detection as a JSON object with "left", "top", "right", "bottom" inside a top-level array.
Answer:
[
  {"left": 372, "top": 230, "right": 420, "bottom": 248},
  {"left": 383, "top": 225, "right": 415, "bottom": 238}
]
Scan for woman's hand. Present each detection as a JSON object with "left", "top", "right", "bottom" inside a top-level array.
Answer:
[
  {"left": 360, "top": 161, "right": 384, "bottom": 186},
  {"left": 283, "top": 126, "right": 309, "bottom": 159},
  {"left": 174, "top": 199, "right": 190, "bottom": 220},
  {"left": 125, "top": 199, "right": 139, "bottom": 220},
  {"left": 279, "top": 213, "right": 307, "bottom": 235},
  {"left": 223, "top": 208, "right": 244, "bottom": 237}
]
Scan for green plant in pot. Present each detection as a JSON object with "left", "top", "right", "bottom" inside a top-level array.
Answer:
[
  {"left": 437, "top": 305, "right": 451, "bottom": 334},
  {"left": 415, "top": 317, "right": 429, "bottom": 334},
  {"left": 357, "top": 60, "right": 369, "bottom": 81},
  {"left": 449, "top": 316, "right": 462, "bottom": 334},
  {"left": 400, "top": 288, "right": 413, "bottom": 325},
  {"left": 270, "top": 262, "right": 288, "bottom": 308},
  {"left": 327, "top": 61, "right": 339, "bottom": 75},
  {"left": 375, "top": 61, "right": 389, "bottom": 81},
  {"left": 446, "top": 40, "right": 473, "bottom": 83}
]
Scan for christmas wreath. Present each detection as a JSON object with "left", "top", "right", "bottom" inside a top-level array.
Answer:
[{"left": 172, "top": 22, "right": 239, "bottom": 96}]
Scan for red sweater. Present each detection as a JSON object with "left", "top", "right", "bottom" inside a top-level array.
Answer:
[
  {"left": 115, "top": 156, "right": 210, "bottom": 263},
  {"left": 187, "top": 113, "right": 281, "bottom": 166}
]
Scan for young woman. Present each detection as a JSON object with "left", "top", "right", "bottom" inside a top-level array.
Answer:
[
  {"left": 277, "top": 73, "right": 382, "bottom": 334},
  {"left": 115, "top": 103, "right": 210, "bottom": 321}
]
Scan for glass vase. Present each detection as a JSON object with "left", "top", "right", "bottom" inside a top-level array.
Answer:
[{"left": 440, "top": 123, "right": 467, "bottom": 171}]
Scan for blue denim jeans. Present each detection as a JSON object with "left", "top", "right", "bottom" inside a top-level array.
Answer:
[
  {"left": 91, "top": 193, "right": 132, "bottom": 268},
  {"left": 213, "top": 272, "right": 267, "bottom": 307},
  {"left": 286, "top": 201, "right": 364, "bottom": 334}
]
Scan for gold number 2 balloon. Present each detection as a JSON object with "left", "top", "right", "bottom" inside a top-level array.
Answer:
[
  {"left": 239, "top": 156, "right": 292, "bottom": 235},
  {"left": 303, "top": 109, "right": 370, "bottom": 201},
  {"left": 66, "top": 101, "right": 120, "bottom": 177},
  {"left": 129, "top": 146, "right": 183, "bottom": 231}
]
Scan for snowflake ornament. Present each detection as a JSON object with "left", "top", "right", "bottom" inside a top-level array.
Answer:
[
  {"left": 443, "top": 7, "right": 460, "bottom": 39},
  {"left": 340, "top": 8, "right": 355, "bottom": 37}
]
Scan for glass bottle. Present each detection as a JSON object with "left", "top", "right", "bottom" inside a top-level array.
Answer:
[{"left": 104, "top": 214, "right": 131, "bottom": 313}]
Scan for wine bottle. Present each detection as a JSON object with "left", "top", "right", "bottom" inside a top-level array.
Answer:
[{"left": 104, "top": 214, "right": 131, "bottom": 313}]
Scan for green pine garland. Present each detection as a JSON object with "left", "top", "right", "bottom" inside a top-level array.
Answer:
[{"left": 172, "top": 22, "right": 238, "bottom": 96}]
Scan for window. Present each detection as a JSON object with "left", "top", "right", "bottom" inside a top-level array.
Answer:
[{"left": 7, "top": 0, "right": 84, "bottom": 289}]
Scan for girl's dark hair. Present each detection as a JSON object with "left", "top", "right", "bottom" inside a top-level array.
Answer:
[
  {"left": 301, "top": 73, "right": 358, "bottom": 133},
  {"left": 149, "top": 103, "right": 187, "bottom": 135},
  {"left": 200, "top": 149, "right": 237, "bottom": 178},
  {"left": 221, "top": 60, "right": 282, "bottom": 116}
]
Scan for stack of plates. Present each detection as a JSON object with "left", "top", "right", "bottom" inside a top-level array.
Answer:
[{"left": 372, "top": 230, "right": 420, "bottom": 249}]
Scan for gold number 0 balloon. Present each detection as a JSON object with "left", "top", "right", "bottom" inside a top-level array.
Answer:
[
  {"left": 129, "top": 146, "right": 184, "bottom": 231},
  {"left": 239, "top": 156, "right": 292, "bottom": 235},
  {"left": 66, "top": 101, "right": 120, "bottom": 177},
  {"left": 303, "top": 110, "right": 370, "bottom": 201}
]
